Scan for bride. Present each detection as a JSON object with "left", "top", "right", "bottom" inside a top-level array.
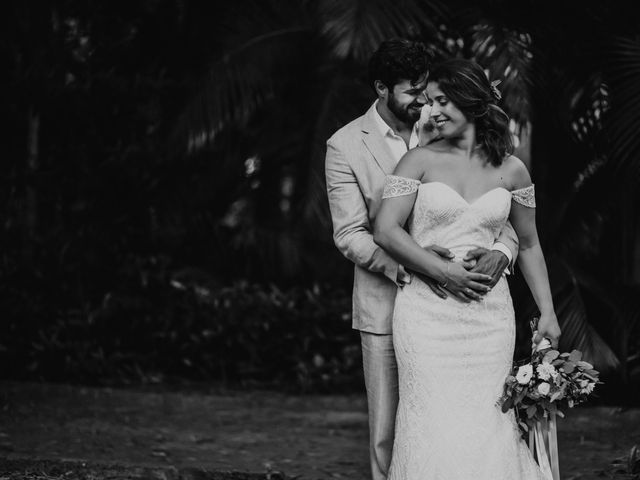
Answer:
[{"left": 373, "top": 58, "right": 562, "bottom": 479}]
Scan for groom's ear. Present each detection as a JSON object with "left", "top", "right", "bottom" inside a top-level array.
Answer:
[{"left": 374, "top": 80, "right": 388, "bottom": 99}]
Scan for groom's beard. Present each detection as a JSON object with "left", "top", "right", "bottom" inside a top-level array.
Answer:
[{"left": 388, "top": 96, "right": 422, "bottom": 127}]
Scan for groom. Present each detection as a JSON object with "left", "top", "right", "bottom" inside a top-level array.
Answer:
[{"left": 324, "top": 39, "right": 519, "bottom": 480}]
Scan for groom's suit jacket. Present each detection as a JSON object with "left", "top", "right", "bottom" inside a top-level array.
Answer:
[{"left": 325, "top": 103, "right": 403, "bottom": 334}]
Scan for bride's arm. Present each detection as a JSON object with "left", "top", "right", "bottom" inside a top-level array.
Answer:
[
  {"left": 373, "top": 150, "right": 492, "bottom": 302},
  {"left": 507, "top": 157, "right": 561, "bottom": 348}
]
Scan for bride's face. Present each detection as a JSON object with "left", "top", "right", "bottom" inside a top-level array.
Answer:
[{"left": 426, "top": 81, "right": 469, "bottom": 138}]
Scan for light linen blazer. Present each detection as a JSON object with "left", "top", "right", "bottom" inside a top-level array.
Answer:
[{"left": 325, "top": 103, "right": 403, "bottom": 334}]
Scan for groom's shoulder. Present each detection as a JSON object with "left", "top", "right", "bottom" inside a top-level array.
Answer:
[{"left": 327, "top": 113, "right": 367, "bottom": 146}]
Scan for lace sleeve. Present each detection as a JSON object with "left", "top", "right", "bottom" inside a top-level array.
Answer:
[
  {"left": 511, "top": 184, "right": 536, "bottom": 208},
  {"left": 382, "top": 175, "right": 422, "bottom": 199}
]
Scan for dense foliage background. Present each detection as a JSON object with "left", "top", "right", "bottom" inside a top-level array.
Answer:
[{"left": 2, "top": 0, "right": 640, "bottom": 403}]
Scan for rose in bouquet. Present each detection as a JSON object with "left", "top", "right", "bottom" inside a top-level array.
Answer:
[{"left": 500, "top": 346, "right": 600, "bottom": 434}]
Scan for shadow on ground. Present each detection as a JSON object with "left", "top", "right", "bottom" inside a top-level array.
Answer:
[
  {"left": 0, "top": 381, "right": 638, "bottom": 479},
  {"left": 0, "top": 457, "right": 288, "bottom": 479}
]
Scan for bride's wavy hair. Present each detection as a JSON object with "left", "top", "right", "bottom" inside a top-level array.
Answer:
[{"left": 429, "top": 58, "right": 513, "bottom": 166}]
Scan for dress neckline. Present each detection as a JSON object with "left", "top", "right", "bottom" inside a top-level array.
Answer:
[{"left": 419, "top": 181, "right": 509, "bottom": 206}]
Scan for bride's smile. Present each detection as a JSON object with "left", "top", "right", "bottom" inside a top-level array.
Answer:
[{"left": 426, "top": 81, "right": 470, "bottom": 140}]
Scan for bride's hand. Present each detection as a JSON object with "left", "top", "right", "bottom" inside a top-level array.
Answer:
[
  {"left": 443, "top": 262, "right": 492, "bottom": 302},
  {"left": 534, "top": 313, "right": 561, "bottom": 349}
]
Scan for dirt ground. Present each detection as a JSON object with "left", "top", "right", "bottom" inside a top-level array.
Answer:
[{"left": 0, "top": 381, "right": 638, "bottom": 479}]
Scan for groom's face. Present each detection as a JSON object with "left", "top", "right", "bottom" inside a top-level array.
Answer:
[{"left": 385, "top": 74, "right": 428, "bottom": 125}]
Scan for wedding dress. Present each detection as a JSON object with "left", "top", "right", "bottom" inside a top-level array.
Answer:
[{"left": 383, "top": 177, "right": 546, "bottom": 480}]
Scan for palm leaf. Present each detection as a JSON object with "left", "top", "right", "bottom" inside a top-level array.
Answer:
[
  {"left": 565, "top": 74, "right": 609, "bottom": 145},
  {"left": 604, "top": 36, "right": 640, "bottom": 182},
  {"left": 469, "top": 22, "right": 536, "bottom": 125},
  {"left": 548, "top": 260, "right": 621, "bottom": 373},
  {"left": 317, "top": 0, "right": 446, "bottom": 63},
  {"left": 172, "top": 26, "right": 312, "bottom": 154}
]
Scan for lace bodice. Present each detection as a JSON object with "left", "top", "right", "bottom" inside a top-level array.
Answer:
[
  {"left": 383, "top": 175, "right": 535, "bottom": 205},
  {"left": 410, "top": 182, "right": 510, "bottom": 261},
  {"left": 382, "top": 176, "right": 535, "bottom": 261}
]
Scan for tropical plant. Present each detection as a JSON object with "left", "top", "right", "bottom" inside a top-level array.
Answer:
[
  {"left": 171, "top": 0, "right": 449, "bottom": 282},
  {"left": 176, "top": 0, "right": 640, "bottom": 389},
  {"left": 2, "top": 0, "right": 638, "bottom": 396}
]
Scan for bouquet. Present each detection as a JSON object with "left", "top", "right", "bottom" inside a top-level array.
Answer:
[
  {"left": 500, "top": 345, "right": 600, "bottom": 431},
  {"left": 500, "top": 321, "right": 600, "bottom": 480}
]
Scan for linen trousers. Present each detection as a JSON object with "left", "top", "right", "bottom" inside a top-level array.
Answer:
[{"left": 360, "top": 331, "right": 399, "bottom": 480}]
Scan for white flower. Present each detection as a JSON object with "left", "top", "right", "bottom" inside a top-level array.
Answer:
[
  {"left": 537, "top": 382, "right": 551, "bottom": 396},
  {"left": 516, "top": 364, "right": 534, "bottom": 385},
  {"left": 536, "top": 363, "right": 558, "bottom": 381},
  {"left": 580, "top": 382, "right": 595, "bottom": 394}
]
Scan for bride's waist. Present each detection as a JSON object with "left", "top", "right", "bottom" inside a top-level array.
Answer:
[
  {"left": 449, "top": 245, "right": 485, "bottom": 261},
  {"left": 411, "top": 230, "right": 499, "bottom": 257},
  {"left": 419, "top": 242, "right": 494, "bottom": 261}
]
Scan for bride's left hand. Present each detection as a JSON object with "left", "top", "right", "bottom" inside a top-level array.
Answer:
[{"left": 534, "top": 313, "right": 561, "bottom": 349}]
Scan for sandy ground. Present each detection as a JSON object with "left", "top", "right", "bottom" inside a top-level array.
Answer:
[{"left": 0, "top": 381, "right": 638, "bottom": 479}]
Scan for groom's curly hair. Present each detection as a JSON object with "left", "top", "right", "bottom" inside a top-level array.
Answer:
[
  {"left": 368, "top": 39, "right": 430, "bottom": 91},
  {"left": 429, "top": 58, "right": 514, "bottom": 166}
]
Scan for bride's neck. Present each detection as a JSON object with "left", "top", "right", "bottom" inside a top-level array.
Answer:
[{"left": 447, "top": 124, "right": 478, "bottom": 157}]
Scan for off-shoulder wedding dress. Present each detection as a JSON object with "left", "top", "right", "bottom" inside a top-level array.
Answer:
[{"left": 383, "top": 177, "right": 546, "bottom": 480}]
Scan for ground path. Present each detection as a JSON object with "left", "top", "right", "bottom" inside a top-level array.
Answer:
[{"left": 0, "top": 382, "right": 638, "bottom": 479}]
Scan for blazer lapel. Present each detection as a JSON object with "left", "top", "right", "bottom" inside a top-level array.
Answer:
[{"left": 360, "top": 104, "right": 397, "bottom": 174}]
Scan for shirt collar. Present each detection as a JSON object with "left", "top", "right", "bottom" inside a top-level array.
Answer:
[{"left": 372, "top": 99, "right": 419, "bottom": 138}]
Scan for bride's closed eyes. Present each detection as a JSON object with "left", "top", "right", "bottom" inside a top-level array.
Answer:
[{"left": 426, "top": 95, "right": 449, "bottom": 107}]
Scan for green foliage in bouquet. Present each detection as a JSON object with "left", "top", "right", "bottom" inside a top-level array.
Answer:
[{"left": 501, "top": 348, "right": 601, "bottom": 433}]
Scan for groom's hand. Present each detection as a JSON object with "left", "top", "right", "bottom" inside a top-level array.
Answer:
[{"left": 464, "top": 248, "right": 509, "bottom": 288}]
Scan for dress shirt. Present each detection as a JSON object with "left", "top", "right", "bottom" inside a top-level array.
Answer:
[{"left": 372, "top": 100, "right": 419, "bottom": 163}]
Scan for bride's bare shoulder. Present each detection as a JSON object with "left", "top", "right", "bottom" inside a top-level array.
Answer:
[
  {"left": 394, "top": 146, "right": 439, "bottom": 179},
  {"left": 407, "top": 144, "right": 446, "bottom": 165},
  {"left": 501, "top": 155, "right": 532, "bottom": 189}
]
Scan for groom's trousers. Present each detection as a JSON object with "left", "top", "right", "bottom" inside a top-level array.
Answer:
[{"left": 361, "top": 332, "right": 399, "bottom": 480}]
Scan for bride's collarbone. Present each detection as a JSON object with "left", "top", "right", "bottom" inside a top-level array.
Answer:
[
  {"left": 417, "top": 150, "right": 512, "bottom": 190},
  {"left": 421, "top": 150, "right": 493, "bottom": 171},
  {"left": 422, "top": 172, "right": 509, "bottom": 197}
]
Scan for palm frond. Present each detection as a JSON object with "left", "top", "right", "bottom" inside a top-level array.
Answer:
[
  {"left": 172, "top": 26, "right": 313, "bottom": 154},
  {"left": 554, "top": 283, "right": 620, "bottom": 373},
  {"left": 552, "top": 163, "right": 613, "bottom": 259},
  {"left": 549, "top": 261, "right": 622, "bottom": 373},
  {"left": 469, "top": 22, "right": 536, "bottom": 125},
  {"left": 566, "top": 75, "right": 609, "bottom": 145},
  {"left": 317, "top": 0, "right": 446, "bottom": 63},
  {"left": 571, "top": 269, "right": 640, "bottom": 373},
  {"left": 604, "top": 36, "right": 640, "bottom": 182}
]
